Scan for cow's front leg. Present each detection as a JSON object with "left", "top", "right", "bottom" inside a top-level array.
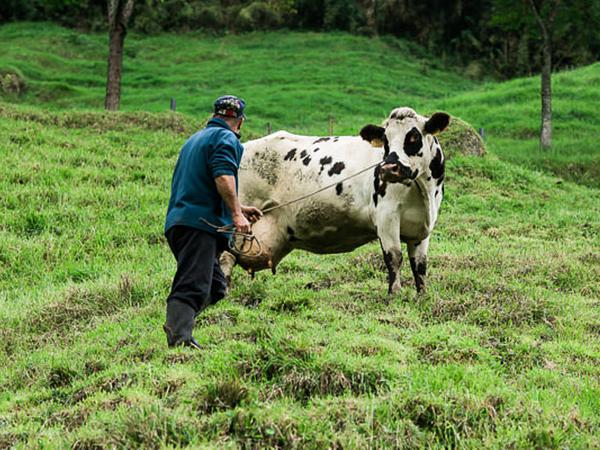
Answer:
[
  {"left": 377, "top": 216, "right": 403, "bottom": 295},
  {"left": 407, "top": 237, "right": 429, "bottom": 293}
]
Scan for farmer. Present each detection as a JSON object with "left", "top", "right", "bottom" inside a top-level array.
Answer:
[{"left": 163, "top": 95, "right": 262, "bottom": 349}]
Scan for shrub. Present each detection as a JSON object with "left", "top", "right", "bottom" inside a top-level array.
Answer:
[
  {"left": 237, "top": 2, "right": 283, "bottom": 32},
  {"left": 0, "top": 66, "right": 27, "bottom": 96}
]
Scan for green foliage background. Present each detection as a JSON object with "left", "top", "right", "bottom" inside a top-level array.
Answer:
[{"left": 1, "top": 0, "right": 599, "bottom": 79}]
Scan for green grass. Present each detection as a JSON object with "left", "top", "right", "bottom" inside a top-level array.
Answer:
[
  {"left": 2, "top": 22, "right": 598, "bottom": 187},
  {"left": 1, "top": 22, "right": 599, "bottom": 448},
  {"left": 0, "top": 22, "right": 476, "bottom": 135}
]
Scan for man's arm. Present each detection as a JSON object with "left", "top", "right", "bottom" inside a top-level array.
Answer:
[
  {"left": 214, "top": 175, "right": 262, "bottom": 233},
  {"left": 214, "top": 175, "right": 249, "bottom": 233}
]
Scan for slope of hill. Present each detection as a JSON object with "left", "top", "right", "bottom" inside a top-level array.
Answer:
[
  {"left": 437, "top": 62, "right": 600, "bottom": 188},
  {"left": 0, "top": 22, "right": 477, "bottom": 135},
  {"left": 2, "top": 22, "right": 598, "bottom": 187},
  {"left": 1, "top": 106, "right": 598, "bottom": 449},
  {"left": 0, "top": 23, "right": 599, "bottom": 448}
]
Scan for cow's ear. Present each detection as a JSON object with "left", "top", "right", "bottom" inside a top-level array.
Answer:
[
  {"left": 360, "top": 124, "right": 385, "bottom": 148},
  {"left": 424, "top": 112, "right": 450, "bottom": 135}
]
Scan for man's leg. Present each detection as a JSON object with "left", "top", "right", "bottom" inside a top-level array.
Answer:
[
  {"left": 209, "top": 256, "right": 228, "bottom": 306},
  {"left": 164, "top": 226, "right": 217, "bottom": 348}
]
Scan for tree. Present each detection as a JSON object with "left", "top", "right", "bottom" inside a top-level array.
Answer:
[
  {"left": 528, "top": 0, "right": 560, "bottom": 149},
  {"left": 105, "top": 0, "right": 134, "bottom": 111}
]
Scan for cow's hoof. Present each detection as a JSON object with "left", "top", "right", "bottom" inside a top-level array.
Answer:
[{"left": 388, "top": 284, "right": 402, "bottom": 295}]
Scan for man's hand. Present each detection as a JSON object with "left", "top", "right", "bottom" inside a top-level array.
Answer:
[
  {"left": 241, "top": 205, "right": 263, "bottom": 223},
  {"left": 232, "top": 212, "right": 252, "bottom": 234}
]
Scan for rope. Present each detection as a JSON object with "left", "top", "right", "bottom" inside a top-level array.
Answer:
[
  {"left": 261, "top": 160, "right": 384, "bottom": 214},
  {"left": 199, "top": 218, "right": 264, "bottom": 257}
]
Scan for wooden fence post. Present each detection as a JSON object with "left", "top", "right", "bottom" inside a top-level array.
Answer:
[
  {"left": 267, "top": 122, "right": 272, "bottom": 134},
  {"left": 170, "top": 97, "right": 176, "bottom": 111}
]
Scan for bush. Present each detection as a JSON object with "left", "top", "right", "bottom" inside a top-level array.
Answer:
[
  {"left": 0, "top": 67, "right": 27, "bottom": 96},
  {"left": 237, "top": 2, "right": 283, "bottom": 31}
]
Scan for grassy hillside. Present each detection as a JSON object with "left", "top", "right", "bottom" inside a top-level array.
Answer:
[
  {"left": 2, "top": 22, "right": 598, "bottom": 187},
  {"left": 1, "top": 23, "right": 599, "bottom": 448},
  {"left": 1, "top": 102, "right": 598, "bottom": 448},
  {"left": 0, "top": 22, "right": 476, "bottom": 135},
  {"left": 437, "top": 63, "right": 600, "bottom": 188}
]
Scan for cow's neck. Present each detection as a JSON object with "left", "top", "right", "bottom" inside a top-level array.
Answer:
[{"left": 413, "top": 174, "right": 438, "bottom": 235}]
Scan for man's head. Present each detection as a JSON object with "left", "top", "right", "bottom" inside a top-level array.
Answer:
[{"left": 213, "top": 95, "right": 246, "bottom": 134}]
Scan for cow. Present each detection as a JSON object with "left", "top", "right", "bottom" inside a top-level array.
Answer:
[{"left": 219, "top": 107, "right": 450, "bottom": 294}]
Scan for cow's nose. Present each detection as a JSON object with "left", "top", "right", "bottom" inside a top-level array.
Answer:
[{"left": 397, "top": 163, "right": 413, "bottom": 179}]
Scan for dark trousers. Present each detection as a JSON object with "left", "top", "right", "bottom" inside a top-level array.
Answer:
[{"left": 164, "top": 226, "right": 228, "bottom": 345}]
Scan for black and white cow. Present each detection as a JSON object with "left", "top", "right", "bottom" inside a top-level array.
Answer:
[{"left": 220, "top": 107, "right": 450, "bottom": 294}]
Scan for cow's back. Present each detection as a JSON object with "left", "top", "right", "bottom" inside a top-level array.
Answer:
[{"left": 239, "top": 131, "right": 382, "bottom": 253}]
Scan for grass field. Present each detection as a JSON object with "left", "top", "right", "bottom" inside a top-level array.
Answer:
[{"left": 1, "top": 23, "right": 599, "bottom": 448}]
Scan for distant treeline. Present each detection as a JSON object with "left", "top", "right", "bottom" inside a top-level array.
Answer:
[{"left": 2, "top": 0, "right": 599, "bottom": 79}]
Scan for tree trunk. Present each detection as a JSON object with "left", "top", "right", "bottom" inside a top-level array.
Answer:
[
  {"left": 104, "top": 0, "right": 134, "bottom": 111},
  {"left": 528, "top": 0, "right": 558, "bottom": 149},
  {"left": 540, "top": 36, "right": 552, "bottom": 148},
  {"left": 105, "top": 22, "right": 126, "bottom": 111},
  {"left": 360, "top": 0, "right": 378, "bottom": 36},
  {"left": 366, "top": 0, "right": 377, "bottom": 36}
]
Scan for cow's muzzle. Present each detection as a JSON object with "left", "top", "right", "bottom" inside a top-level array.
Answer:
[{"left": 380, "top": 162, "right": 418, "bottom": 184}]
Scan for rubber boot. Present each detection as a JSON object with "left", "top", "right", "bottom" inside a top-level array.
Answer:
[{"left": 163, "top": 300, "right": 201, "bottom": 349}]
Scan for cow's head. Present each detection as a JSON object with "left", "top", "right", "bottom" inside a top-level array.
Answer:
[{"left": 360, "top": 107, "right": 450, "bottom": 185}]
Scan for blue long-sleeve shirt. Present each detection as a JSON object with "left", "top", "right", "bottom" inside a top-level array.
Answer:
[{"left": 165, "top": 118, "right": 244, "bottom": 235}]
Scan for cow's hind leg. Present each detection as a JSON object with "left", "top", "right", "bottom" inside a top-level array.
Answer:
[
  {"left": 407, "top": 237, "right": 429, "bottom": 293},
  {"left": 219, "top": 251, "right": 237, "bottom": 287}
]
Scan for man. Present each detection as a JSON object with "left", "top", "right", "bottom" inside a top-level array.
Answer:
[{"left": 163, "top": 95, "right": 262, "bottom": 349}]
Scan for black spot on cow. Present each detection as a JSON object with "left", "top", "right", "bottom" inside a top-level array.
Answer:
[
  {"left": 427, "top": 176, "right": 431, "bottom": 181},
  {"left": 435, "top": 190, "right": 439, "bottom": 197},
  {"left": 404, "top": 127, "right": 423, "bottom": 156},
  {"left": 335, "top": 182, "right": 343, "bottom": 195},
  {"left": 382, "top": 249, "right": 397, "bottom": 291},
  {"left": 384, "top": 152, "right": 400, "bottom": 165},
  {"left": 409, "top": 257, "right": 416, "bottom": 273},
  {"left": 287, "top": 226, "right": 299, "bottom": 241},
  {"left": 433, "top": 136, "right": 439, "bottom": 145},
  {"left": 279, "top": 136, "right": 285, "bottom": 139},
  {"left": 417, "top": 152, "right": 423, "bottom": 157},
  {"left": 409, "top": 257, "right": 426, "bottom": 291},
  {"left": 383, "top": 135, "right": 390, "bottom": 158},
  {"left": 302, "top": 156, "right": 311, "bottom": 166},
  {"left": 373, "top": 165, "right": 381, "bottom": 206},
  {"left": 333, "top": 137, "right": 339, "bottom": 142},
  {"left": 313, "top": 147, "right": 320, "bottom": 153},
  {"left": 319, "top": 156, "right": 333, "bottom": 174},
  {"left": 429, "top": 148, "right": 445, "bottom": 180},
  {"left": 436, "top": 175, "right": 445, "bottom": 186},
  {"left": 414, "top": 241, "right": 421, "bottom": 247},
  {"left": 313, "top": 137, "right": 330, "bottom": 144},
  {"left": 328, "top": 162, "right": 345, "bottom": 176},
  {"left": 378, "top": 181, "right": 387, "bottom": 199},
  {"left": 300, "top": 150, "right": 307, "bottom": 158},
  {"left": 284, "top": 148, "right": 297, "bottom": 161}
]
